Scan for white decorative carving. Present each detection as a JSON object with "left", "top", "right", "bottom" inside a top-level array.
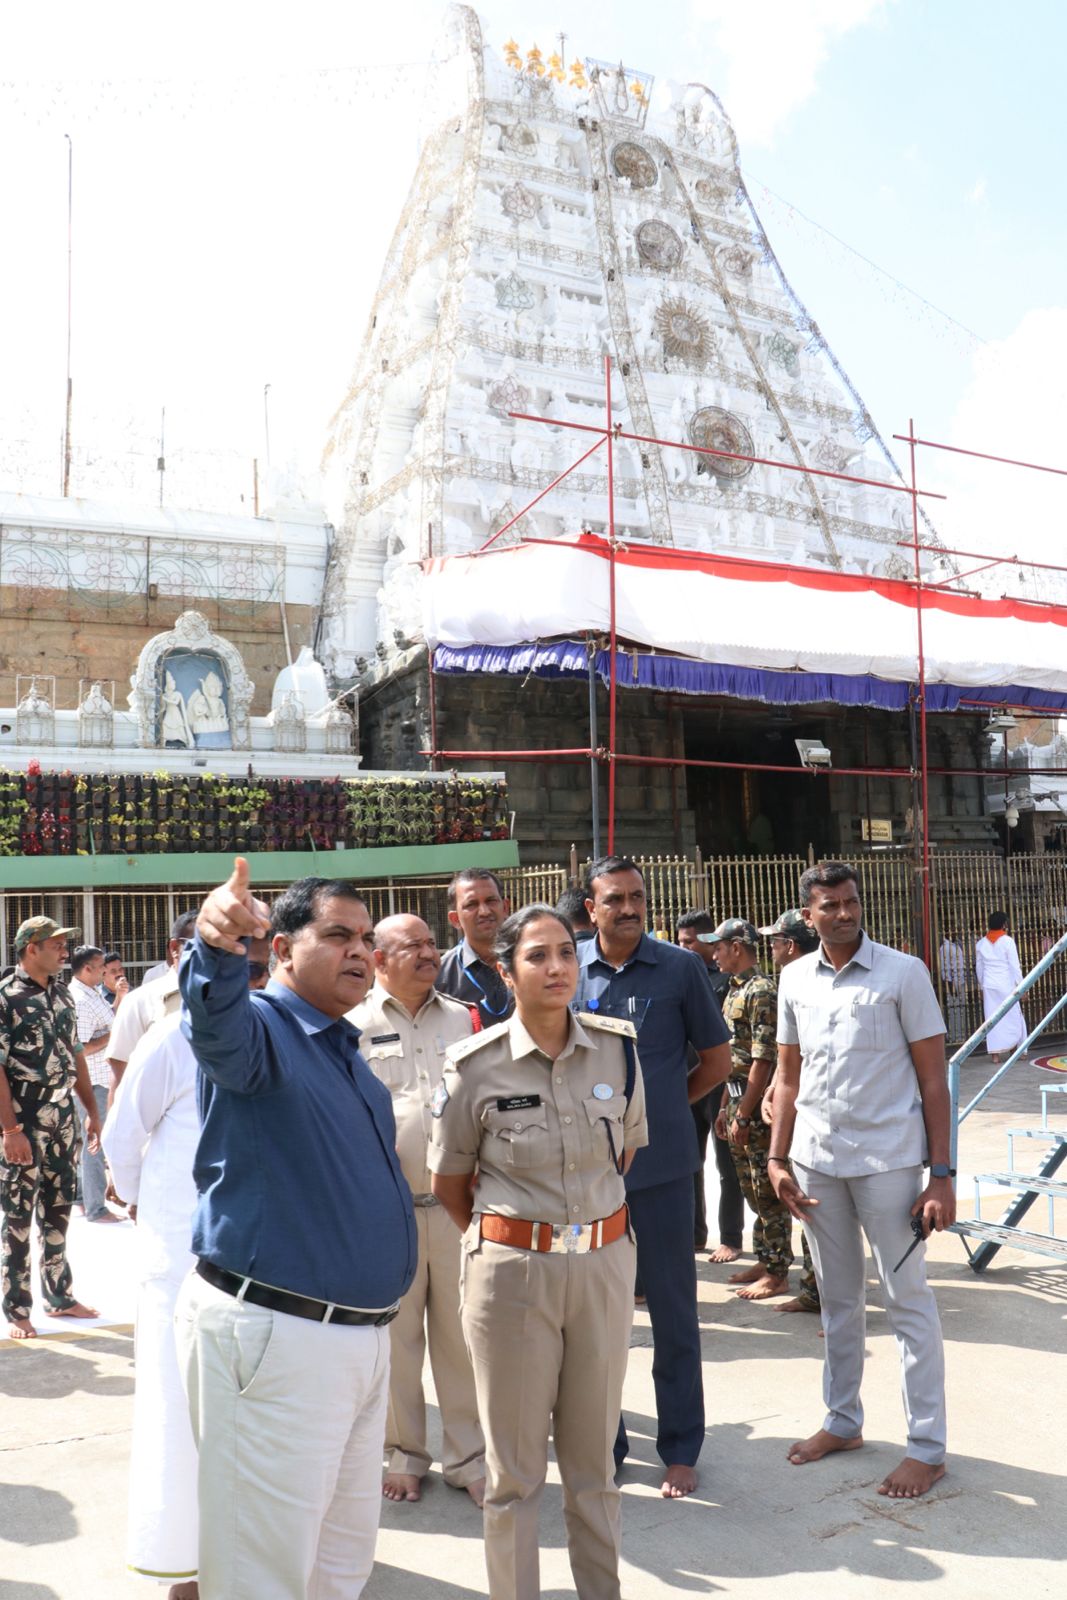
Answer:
[
  {"left": 77, "top": 681, "right": 115, "bottom": 748},
  {"left": 129, "top": 610, "right": 254, "bottom": 750},
  {"left": 15, "top": 676, "right": 55, "bottom": 747},
  {"left": 272, "top": 690, "right": 307, "bottom": 754}
]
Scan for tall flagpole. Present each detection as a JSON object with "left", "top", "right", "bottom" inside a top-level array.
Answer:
[{"left": 62, "top": 133, "right": 73, "bottom": 497}]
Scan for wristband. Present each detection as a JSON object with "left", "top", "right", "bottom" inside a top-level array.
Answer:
[
  {"left": 2, "top": 1123, "right": 23, "bottom": 1136},
  {"left": 735, "top": 1114, "right": 753, "bottom": 1127},
  {"left": 767, "top": 1156, "right": 791, "bottom": 1166}
]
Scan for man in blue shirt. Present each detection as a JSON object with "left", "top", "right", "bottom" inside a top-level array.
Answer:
[
  {"left": 435, "top": 868, "right": 514, "bottom": 1026},
  {"left": 175, "top": 860, "right": 417, "bottom": 1600},
  {"left": 575, "top": 858, "right": 731, "bottom": 1499}
]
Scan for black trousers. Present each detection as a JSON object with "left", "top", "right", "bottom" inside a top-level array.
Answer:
[{"left": 691, "top": 1083, "right": 744, "bottom": 1250}]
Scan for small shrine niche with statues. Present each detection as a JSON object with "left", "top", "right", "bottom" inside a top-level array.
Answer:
[{"left": 0, "top": 610, "right": 358, "bottom": 776}]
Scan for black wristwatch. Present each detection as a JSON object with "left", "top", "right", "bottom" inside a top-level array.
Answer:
[
  {"left": 735, "top": 1115, "right": 753, "bottom": 1127},
  {"left": 928, "top": 1163, "right": 956, "bottom": 1179}
]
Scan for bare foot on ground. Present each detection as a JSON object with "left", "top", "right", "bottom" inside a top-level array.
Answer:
[
  {"left": 728, "top": 1263, "right": 765, "bottom": 1284},
  {"left": 707, "top": 1244, "right": 741, "bottom": 1263},
  {"left": 787, "top": 1429, "right": 864, "bottom": 1465},
  {"left": 6, "top": 1314, "right": 37, "bottom": 1340},
  {"left": 776, "top": 1296, "right": 820, "bottom": 1314},
  {"left": 87, "top": 1210, "right": 123, "bottom": 1224},
  {"left": 45, "top": 1301, "right": 98, "bottom": 1320},
  {"left": 661, "top": 1463, "right": 697, "bottom": 1499},
  {"left": 736, "top": 1273, "right": 790, "bottom": 1301},
  {"left": 878, "top": 1457, "right": 945, "bottom": 1498},
  {"left": 466, "top": 1477, "right": 486, "bottom": 1508},
  {"left": 382, "top": 1473, "right": 422, "bottom": 1502},
  {"left": 167, "top": 1583, "right": 199, "bottom": 1600}
]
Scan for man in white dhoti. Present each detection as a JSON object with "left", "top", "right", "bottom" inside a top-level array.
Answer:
[
  {"left": 103, "top": 941, "right": 271, "bottom": 1598},
  {"left": 975, "top": 911, "right": 1027, "bottom": 1065}
]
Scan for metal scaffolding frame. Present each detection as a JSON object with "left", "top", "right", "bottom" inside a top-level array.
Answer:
[{"left": 425, "top": 354, "right": 1067, "bottom": 965}]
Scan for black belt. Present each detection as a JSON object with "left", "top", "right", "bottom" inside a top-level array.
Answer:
[{"left": 195, "top": 1260, "right": 399, "bottom": 1327}]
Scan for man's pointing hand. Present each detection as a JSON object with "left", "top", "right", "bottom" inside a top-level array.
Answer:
[{"left": 197, "top": 856, "right": 271, "bottom": 956}]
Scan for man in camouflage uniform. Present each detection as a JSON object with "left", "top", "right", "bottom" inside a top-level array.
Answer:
[
  {"left": 701, "top": 918, "right": 793, "bottom": 1300},
  {"left": 759, "top": 911, "right": 821, "bottom": 1315},
  {"left": 1, "top": 917, "right": 104, "bottom": 1339}
]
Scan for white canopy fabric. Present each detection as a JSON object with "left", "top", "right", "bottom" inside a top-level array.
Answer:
[{"left": 422, "top": 534, "right": 1067, "bottom": 697}]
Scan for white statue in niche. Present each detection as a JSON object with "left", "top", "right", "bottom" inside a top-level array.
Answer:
[
  {"left": 186, "top": 671, "right": 230, "bottom": 738},
  {"left": 160, "top": 672, "right": 192, "bottom": 747}
]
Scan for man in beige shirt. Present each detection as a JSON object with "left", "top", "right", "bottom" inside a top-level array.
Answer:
[{"left": 350, "top": 914, "right": 486, "bottom": 1507}]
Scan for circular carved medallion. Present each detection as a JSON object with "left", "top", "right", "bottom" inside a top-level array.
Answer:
[
  {"left": 612, "top": 141, "right": 658, "bottom": 188},
  {"left": 654, "top": 297, "right": 712, "bottom": 365},
  {"left": 688, "top": 407, "right": 755, "bottom": 481},
  {"left": 635, "top": 218, "right": 684, "bottom": 270}
]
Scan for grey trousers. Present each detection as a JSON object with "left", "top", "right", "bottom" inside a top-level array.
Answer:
[{"left": 797, "top": 1163, "right": 947, "bottom": 1465}]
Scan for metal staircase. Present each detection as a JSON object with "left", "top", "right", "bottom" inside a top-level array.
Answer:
[{"left": 948, "top": 932, "right": 1067, "bottom": 1272}]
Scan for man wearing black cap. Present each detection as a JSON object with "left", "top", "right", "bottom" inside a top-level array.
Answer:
[
  {"left": 0, "top": 917, "right": 103, "bottom": 1339},
  {"left": 758, "top": 912, "right": 821, "bottom": 1315},
  {"left": 702, "top": 918, "right": 793, "bottom": 1301}
]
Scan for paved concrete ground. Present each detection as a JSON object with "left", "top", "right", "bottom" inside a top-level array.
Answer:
[{"left": 2, "top": 1053, "right": 1065, "bottom": 1600}]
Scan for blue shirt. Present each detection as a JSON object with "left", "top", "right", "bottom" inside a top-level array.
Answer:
[
  {"left": 180, "top": 934, "right": 417, "bottom": 1309},
  {"left": 436, "top": 938, "right": 515, "bottom": 1027},
  {"left": 575, "top": 934, "right": 729, "bottom": 1191}
]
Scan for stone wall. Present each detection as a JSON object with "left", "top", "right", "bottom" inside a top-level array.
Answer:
[{"left": 0, "top": 595, "right": 317, "bottom": 717}]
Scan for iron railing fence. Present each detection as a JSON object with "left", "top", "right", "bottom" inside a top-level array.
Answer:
[{"left": 2, "top": 854, "right": 1064, "bottom": 1054}]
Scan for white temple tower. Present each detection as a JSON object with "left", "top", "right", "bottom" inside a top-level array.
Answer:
[{"left": 321, "top": 6, "right": 938, "bottom": 680}]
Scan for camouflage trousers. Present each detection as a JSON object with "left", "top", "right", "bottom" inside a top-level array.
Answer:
[
  {"left": 725, "top": 1100, "right": 794, "bottom": 1276},
  {"left": 1, "top": 1092, "right": 81, "bottom": 1321},
  {"left": 798, "top": 1231, "right": 820, "bottom": 1310}
]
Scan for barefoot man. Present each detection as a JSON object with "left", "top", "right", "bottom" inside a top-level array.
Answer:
[
  {"left": 1, "top": 917, "right": 102, "bottom": 1339},
  {"left": 769, "top": 862, "right": 954, "bottom": 1500}
]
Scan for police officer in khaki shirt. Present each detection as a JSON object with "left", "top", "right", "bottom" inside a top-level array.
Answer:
[
  {"left": 429, "top": 905, "right": 648, "bottom": 1600},
  {"left": 350, "top": 914, "right": 486, "bottom": 1507}
]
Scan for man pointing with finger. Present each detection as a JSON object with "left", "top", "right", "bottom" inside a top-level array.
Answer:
[
  {"left": 175, "top": 861, "right": 416, "bottom": 1600},
  {"left": 768, "top": 861, "right": 953, "bottom": 1502}
]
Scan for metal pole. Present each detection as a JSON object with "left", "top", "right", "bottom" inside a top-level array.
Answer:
[
  {"left": 158, "top": 406, "right": 166, "bottom": 508},
  {"left": 263, "top": 383, "right": 272, "bottom": 469},
  {"left": 908, "top": 419, "right": 932, "bottom": 965},
  {"left": 62, "top": 133, "right": 73, "bottom": 497},
  {"left": 605, "top": 355, "right": 618, "bottom": 854},
  {"left": 587, "top": 641, "right": 601, "bottom": 858}
]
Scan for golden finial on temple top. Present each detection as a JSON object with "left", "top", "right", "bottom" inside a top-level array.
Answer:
[{"left": 503, "top": 38, "right": 522, "bottom": 70}]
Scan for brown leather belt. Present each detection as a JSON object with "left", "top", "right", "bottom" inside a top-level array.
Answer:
[{"left": 480, "top": 1204, "right": 629, "bottom": 1255}]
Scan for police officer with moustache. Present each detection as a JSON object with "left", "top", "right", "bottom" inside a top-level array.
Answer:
[{"left": 430, "top": 905, "right": 647, "bottom": 1600}]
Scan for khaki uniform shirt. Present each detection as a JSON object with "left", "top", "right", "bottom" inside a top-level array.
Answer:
[
  {"left": 427, "top": 1011, "right": 649, "bottom": 1226},
  {"left": 349, "top": 984, "right": 474, "bottom": 1197},
  {"left": 0, "top": 967, "right": 79, "bottom": 1100},
  {"left": 722, "top": 967, "right": 778, "bottom": 1084},
  {"left": 108, "top": 970, "right": 181, "bottom": 1065}
]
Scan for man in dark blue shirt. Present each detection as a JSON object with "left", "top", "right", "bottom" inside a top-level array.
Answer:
[
  {"left": 435, "top": 868, "right": 514, "bottom": 1026},
  {"left": 175, "top": 860, "right": 416, "bottom": 1600},
  {"left": 575, "top": 858, "right": 731, "bottom": 1500}
]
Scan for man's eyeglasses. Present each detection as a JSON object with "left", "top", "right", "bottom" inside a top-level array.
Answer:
[{"left": 247, "top": 961, "right": 270, "bottom": 981}]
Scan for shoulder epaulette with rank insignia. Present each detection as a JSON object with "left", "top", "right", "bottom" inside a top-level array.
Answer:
[
  {"left": 447, "top": 1018, "right": 511, "bottom": 1064},
  {"left": 576, "top": 1011, "right": 637, "bottom": 1040}
]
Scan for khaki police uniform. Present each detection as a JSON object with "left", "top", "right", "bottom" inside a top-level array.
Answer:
[
  {"left": 350, "top": 982, "right": 485, "bottom": 1489},
  {"left": 428, "top": 1011, "right": 648, "bottom": 1600}
]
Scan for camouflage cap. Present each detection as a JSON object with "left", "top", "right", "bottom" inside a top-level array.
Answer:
[
  {"left": 14, "top": 915, "right": 81, "bottom": 952},
  {"left": 758, "top": 909, "right": 814, "bottom": 943},
  {"left": 697, "top": 917, "right": 759, "bottom": 947}
]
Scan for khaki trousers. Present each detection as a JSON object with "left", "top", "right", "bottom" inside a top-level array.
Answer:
[
  {"left": 461, "top": 1232, "right": 636, "bottom": 1600},
  {"left": 386, "top": 1202, "right": 484, "bottom": 1486},
  {"left": 175, "top": 1271, "right": 390, "bottom": 1600}
]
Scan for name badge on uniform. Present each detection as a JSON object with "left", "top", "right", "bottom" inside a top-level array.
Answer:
[
  {"left": 371, "top": 1033, "right": 401, "bottom": 1045},
  {"left": 431, "top": 1082, "right": 450, "bottom": 1118},
  {"left": 592, "top": 1083, "right": 614, "bottom": 1101},
  {"left": 496, "top": 1094, "right": 541, "bottom": 1111}
]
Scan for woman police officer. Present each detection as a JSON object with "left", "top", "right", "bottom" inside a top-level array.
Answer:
[{"left": 429, "top": 904, "right": 648, "bottom": 1600}]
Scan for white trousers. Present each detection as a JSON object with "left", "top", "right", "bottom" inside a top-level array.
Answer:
[
  {"left": 174, "top": 1271, "right": 390, "bottom": 1600},
  {"left": 797, "top": 1164, "right": 947, "bottom": 1465}
]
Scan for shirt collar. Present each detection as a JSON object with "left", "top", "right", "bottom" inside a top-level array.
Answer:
[
  {"left": 508, "top": 1009, "right": 589, "bottom": 1062},
  {"left": 14, "top": 964, "right": 48, "bottom": 991},
  {"left": 375, "top": 981, "right": 443, "bottom": 1023},
  {"left": 265, "top": 978, "right": 355, "bottom": 1039},
  {"left": 589, "top": 931, "right": 658, "bottom": 969},
  {"left": 816, "top": 929, "right": 874, "bottom": 973},
  {"left": 460, "top": 938, "right": 495, "bottom": 972}
]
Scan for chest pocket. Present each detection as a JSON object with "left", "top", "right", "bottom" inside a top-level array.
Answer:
[
  {"left": 582, "top": 1094, "right": 628, "bottom": 1163},
  {"left": 365, "top": 1043, "right": 407, "bottom": 1088},
  {"left": 841, "top": 1002, "right": 891, "bottom": 1051},
  {"left": 483, "top": 1105, "right": 551, "bottom": 1167}
]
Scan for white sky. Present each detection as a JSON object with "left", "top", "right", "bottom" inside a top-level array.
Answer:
[{"left": 1, "top": 0, "right": 1064, "bottom": 586}]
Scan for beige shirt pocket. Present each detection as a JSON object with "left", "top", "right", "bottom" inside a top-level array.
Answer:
[
  {"left": 581, "top": 1094, "right": 628, "bottom": 1165},
  {"left": 483, "top": 1104, "right": 551, "bottom": 1168},
  {"left": 364, "top": 1042, "right": 407, "bottom": 1089}
]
